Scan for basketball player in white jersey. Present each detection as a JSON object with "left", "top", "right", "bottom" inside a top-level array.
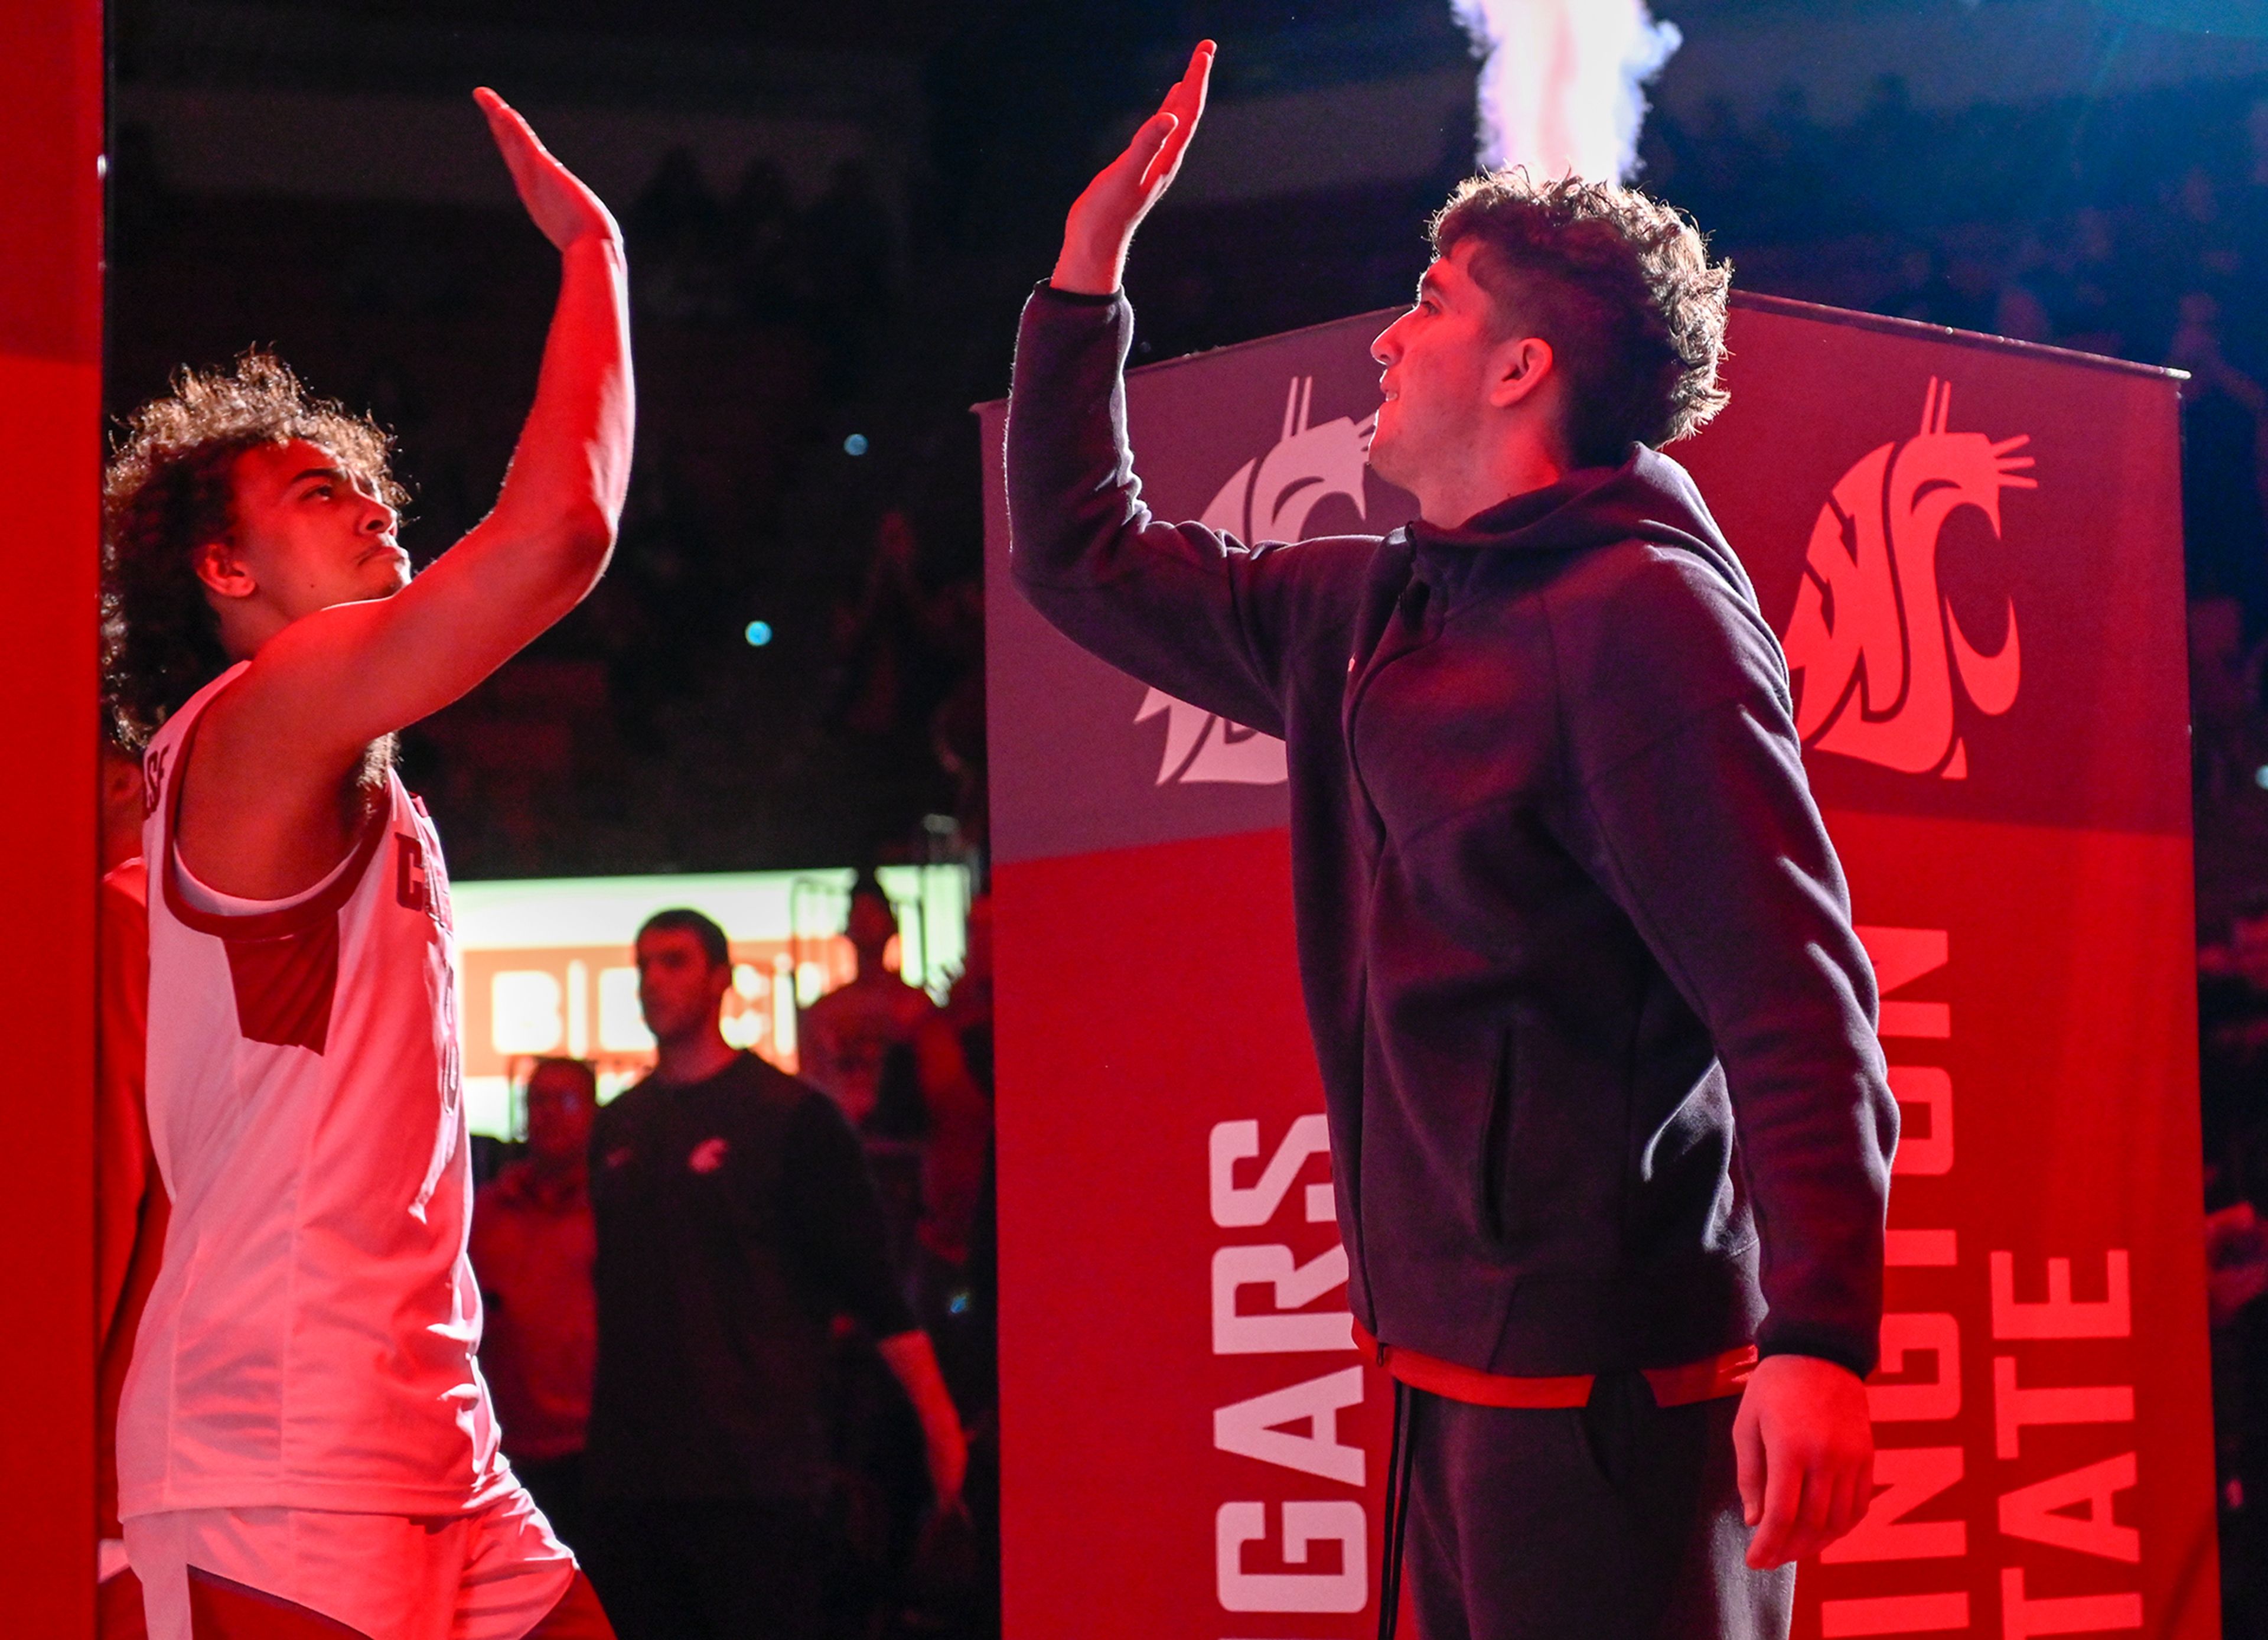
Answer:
[{"left": 100, "top": 90, "right": 630, "bottom": 1640}]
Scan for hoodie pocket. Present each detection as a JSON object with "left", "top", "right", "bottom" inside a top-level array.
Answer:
[{"left": 1478, "top": 1026, "right": 1517, "bottom": 1245}]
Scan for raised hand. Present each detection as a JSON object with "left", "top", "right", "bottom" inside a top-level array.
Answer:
[
  {"left": 1051, "top": 41, "right": 1215, "bottom": 296},
  {"left": 475, "top": 87, "right": 621, "bottom": 253}
]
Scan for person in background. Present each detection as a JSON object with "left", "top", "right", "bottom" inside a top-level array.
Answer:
[
  {"left": 861, "top": 896, "right": 996, "bottom": 1635},
  {"left": 105, "top": 89, "right": 627, "bottom": 1639},
  {"left": 942, "top": 893, "right": 995, "bottom": 1359},
  {"left": 2203, "top": 896, "right": 2268, "bottom": 1185},
  {"left": 1012, "top": 44, "right": 1891, "bottom": 1638},
  {"left": 798, "top": 874, "right": 939, "bottom": 1132},
  {"left": 941, "top": 894, "right": 992, "bottom": 1057},
  {"left": 2211, "top": 1188, "right": 2268, "bottom": 1640},
  {"left": 96, "top": 741, "right": 162, "bottom": 1640},
  {"left": 2168, "top": 292, "right": 2268, "bottom": 646},
  {"left": 899, "top": 895, "right": 996, "bottom": 1385},
  {"left": 472, "top": 1057, "right": 602, "bottom": 1555},
  {"left": 580, "top": 907, "right": 966, "bottom": 1640},
  {"left": 887, "top": 890, "right": 998, "bottom": 1639},
  {"left": 2202, "top": 900, "right": 2268, "bottom": 1640}
]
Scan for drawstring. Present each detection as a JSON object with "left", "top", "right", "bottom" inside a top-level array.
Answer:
[{"left": 1376, "top": 1378, "right": 1417, "bottom": 1640}]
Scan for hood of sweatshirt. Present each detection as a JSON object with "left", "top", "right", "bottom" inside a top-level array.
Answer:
[{"left": 1403, "top": 443, "right": 1755, "bottom": 608}]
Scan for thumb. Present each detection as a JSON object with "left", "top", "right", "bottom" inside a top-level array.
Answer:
[{"left": 1735, "top": 1404, "right": 1767, "bottom": 1527}]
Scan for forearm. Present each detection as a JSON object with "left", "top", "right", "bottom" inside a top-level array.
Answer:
[
  {"left": 1707, "top": 859, "right": 1893, "bottom": 1374},
  {"left": 231, "top": 237, "right": 631, "bottom": 749},
  {"left": 1726, "top": 1043, "right": 1895, "bottom": 1376},
  {"left": 485, "top": 233, "right": 634, "bottom": 569},
  {"left": 1689, "top": 967, "right": 1891, "bottom": 1371},
  {"left": 1006, "top": 288, "right": 1295, "bottom": 734},
  {"left": 1006, "top": 284, "right": 1148, "bottom": 594},
  {"left": 878, "top": 1329, "right": 963, "bottom": 1457}
]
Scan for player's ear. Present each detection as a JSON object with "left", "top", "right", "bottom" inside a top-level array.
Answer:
[
  {"left": 192, "top": 538, "right": 257, "bottom": 602},
  {"left": 1487, "top": 335, "right": 1554, "bottom": 411}
]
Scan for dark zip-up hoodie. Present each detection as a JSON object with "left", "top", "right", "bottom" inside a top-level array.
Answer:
[{"left": 1007, "top": 286, "right": 1897, "bottom": 1379}]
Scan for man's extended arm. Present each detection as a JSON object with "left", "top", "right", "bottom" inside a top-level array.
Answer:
[
  {"left": 878, "top": 1329, "right": 970, "bottom": 1515},
  {"left": 1009, "top": 294, "right": 1340, "bottom": 738},
  {"left": 200, "top": 91, "right": 632, "bottom": 776},
  {"left": 1009, "top": 42, "right": 1368, "bottom": 737}
]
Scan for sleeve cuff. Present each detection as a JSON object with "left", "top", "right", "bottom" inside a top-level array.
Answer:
[
  {"left": 1034, "top": 279, "right": 1122, "bottom": 307},
  {"left": 1757, "top": 1330, "right": 1876, "bottom": 1382}
]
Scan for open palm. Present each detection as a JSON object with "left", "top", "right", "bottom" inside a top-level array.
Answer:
[
  {"left": 475, "top": 87, "right": 620, "bottom": 252},
  {"left": 1052, "top": 43, "right": 1215, "bottom": 295}
]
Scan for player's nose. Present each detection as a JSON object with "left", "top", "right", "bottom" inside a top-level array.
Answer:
[{"left": 1370, "top": 319, "right": 1405, "bottom": 369}]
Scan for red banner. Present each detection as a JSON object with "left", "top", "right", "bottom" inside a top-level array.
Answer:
[
  {"left": 0, "top": 1, "right": 104, "bottom": 1633},
  {"left": 980, "top": 293, "right": 2217, "bottom": 1637}
]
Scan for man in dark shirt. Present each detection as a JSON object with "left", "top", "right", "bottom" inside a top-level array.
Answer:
[
  {"left": 1008, "top": 43, "right": 1894, "bottom": 1640},
  {"left": 580, "top": 907, "right": 966, "bottom": 1640}
]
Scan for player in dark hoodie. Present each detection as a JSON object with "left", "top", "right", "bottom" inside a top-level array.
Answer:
[{"left": 1005, "top": 43, "right": 1898, "bottom": 1640}]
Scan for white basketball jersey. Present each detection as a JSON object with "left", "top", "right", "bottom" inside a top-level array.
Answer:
[{"left": 119, "top": 663, "right": 509, "bottom": 1517}]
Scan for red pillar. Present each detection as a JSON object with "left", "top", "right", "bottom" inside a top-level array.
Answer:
[{"left": 0, "top": 1, "right": 104, "bottom": 1632}]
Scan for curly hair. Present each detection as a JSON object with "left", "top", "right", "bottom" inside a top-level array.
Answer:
[
  {"left": 1430, "top": 169, "right": 1731, "bottom": 468},
  {"left": 101, "top": 350, "right": 406, "bottom": 748}
]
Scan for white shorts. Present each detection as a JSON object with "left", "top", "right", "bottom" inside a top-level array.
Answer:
[{"left": 124, "top": 1484, "right": 579, "bottom": 1640}]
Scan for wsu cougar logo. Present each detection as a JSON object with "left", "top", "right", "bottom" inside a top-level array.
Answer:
[
  {"left": 1781, "top": 379, "right": 2036, "bottom": 779},
  {"left": 1135, "top": 378, "right": 1376, "bottom": 786}
]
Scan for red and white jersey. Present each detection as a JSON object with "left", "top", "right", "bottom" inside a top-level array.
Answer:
[{"left": 119, "top": 663, "right": 509, "bottom": 1518}]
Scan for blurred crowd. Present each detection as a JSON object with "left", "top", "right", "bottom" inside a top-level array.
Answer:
[
  {"left": 2197, "top": 904, "right": 2268, "bottom": 1638},
  {"left": 1649, "top": 76, "right": 2268, "bottom": 655},
  {"left": 625, "top": 152, "right": 897, "bottom": 386},
  {"left": 467, "top": 879, "right": 998, "bottom": 1640}
]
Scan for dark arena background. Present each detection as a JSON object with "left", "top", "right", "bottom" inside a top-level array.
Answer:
[{"left": 11, "top": 0, "right": 2268, "bottom": 1635}]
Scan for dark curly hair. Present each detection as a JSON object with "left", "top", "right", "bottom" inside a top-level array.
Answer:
[
  {"left": 101, "top": 350, "right": 406, "bottom": 748},
  {"left": 1430, "top": 169, "right": 1731, "bottom": 468}
]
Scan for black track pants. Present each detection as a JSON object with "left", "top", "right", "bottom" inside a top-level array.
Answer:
[{"left": 1404, "top": 1373, "right": 1794, "bottom": 1640}]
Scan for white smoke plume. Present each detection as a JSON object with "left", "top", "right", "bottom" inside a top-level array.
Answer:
[{"left": 1451, "top": 0, "right": 1682, "bottom": 183}]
